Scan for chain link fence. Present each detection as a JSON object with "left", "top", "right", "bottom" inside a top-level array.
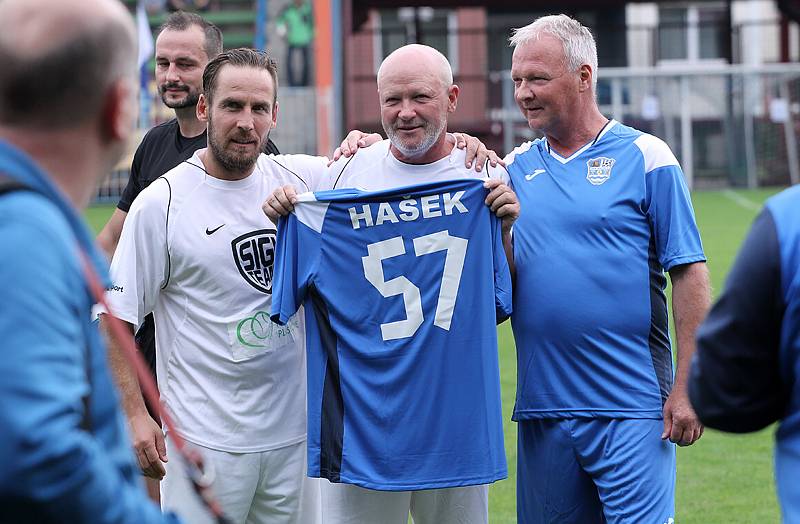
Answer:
[
  {"left": 95, "top": 14, "right": 800, "bottom": 204},
  {"left": 491, "top": 64, "right": 800, "bottom": 189}
]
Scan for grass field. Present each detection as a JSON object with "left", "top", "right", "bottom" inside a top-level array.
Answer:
[{"left": 85, "top": 188, "right": 785, "bottom": 523}]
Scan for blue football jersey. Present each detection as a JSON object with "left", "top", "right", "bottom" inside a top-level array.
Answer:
[
  {"left": 505, "top": 120, "right": 706, "bottom": 419},
  {"left": 764, "top": 187, "right": 800, "bottom": 522},
  {"left": 692, "top": 185, "right": 800, "bottom": 521},
  {"left": 271, "top": 177, "right": 512, "bottom": 491}
]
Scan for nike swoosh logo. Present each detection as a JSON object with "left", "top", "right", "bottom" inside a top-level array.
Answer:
[
  {"left": 525, "top": 169, "right": 547, "bottom": 181},
  {"left": 205, "top": 224, "right": 225, "bottom": 235}
]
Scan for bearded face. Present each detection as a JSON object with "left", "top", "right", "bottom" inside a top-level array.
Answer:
[{"left": 206, "top": 109, "right": 269, "bottom": 174}]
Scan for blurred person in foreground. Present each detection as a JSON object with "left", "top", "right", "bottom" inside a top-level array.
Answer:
[
  {"left": 0, "top": 0, "right": 179, "bottom": 522},
  {"left": 690, "top": 186, "right": 800, "bottom": 523},
  {"left": 504, "top": 14, "right": 710, "bottom": 523}
]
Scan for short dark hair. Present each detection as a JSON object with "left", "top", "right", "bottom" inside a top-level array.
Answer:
[
  {"left": 0, "top": 20, "right": 135, "bottom": 128},
  {"left": 158, "top": 11, "right": 222, "bottom": 59},
  {"left": 203, "top": 48, "right": 279, "bottom": 104}
]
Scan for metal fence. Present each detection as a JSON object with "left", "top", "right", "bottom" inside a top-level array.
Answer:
[
  {"left": 353, "top": 12, "right": 799, "bottom": 189},
  {"left": 94, "top": 169, "right": 131, "bottom": 205},
  {"left": 268, "top": 86, "right": 318, "bottom": 155},
  {"left": 490, "top": 63, "right": 800, "bottom": 189},
  {"left": 94, "top": 15, "right": 799, "bottom": 204}
]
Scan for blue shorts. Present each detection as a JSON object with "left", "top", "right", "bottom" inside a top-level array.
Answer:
[{"left": 517, "top": 418, "right": 675, "bottom": 524}]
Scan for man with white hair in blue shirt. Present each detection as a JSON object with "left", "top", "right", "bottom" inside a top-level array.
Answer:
[{"left": 504, "top": 14, "right": 711, "bottom": 524}]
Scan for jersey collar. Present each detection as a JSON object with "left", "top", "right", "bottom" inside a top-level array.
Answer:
[{"left": 544, "top": 119, "right": 617, "bottom": 164}]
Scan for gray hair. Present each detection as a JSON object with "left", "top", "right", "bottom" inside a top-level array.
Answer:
[{"left": 510, "top": 14, "right": 598, "bottom": 90}]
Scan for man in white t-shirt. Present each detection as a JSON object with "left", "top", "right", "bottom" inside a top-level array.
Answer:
[
  {"left": 104, "top": 48, "right": 326, "bottom": 524},
  {"left": 264, "top": 44, "right": 519, "bottom": 524}
]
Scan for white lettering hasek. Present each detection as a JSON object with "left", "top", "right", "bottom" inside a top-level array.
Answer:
[{"left": 348, "top": 191, "right": 468, "bottom": 230}]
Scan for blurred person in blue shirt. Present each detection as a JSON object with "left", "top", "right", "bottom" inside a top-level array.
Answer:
[
  {"left": 0, "top": 0, "right": 180, "bottom": 522},
  {"left": 691, "top": 186, "right": 800, "bottom": 523}
]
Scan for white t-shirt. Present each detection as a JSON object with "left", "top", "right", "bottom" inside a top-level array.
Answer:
[
  {"left": 107, "top": 150, "right": 328, "bottom": 452},
  {"left": 324, "top": 139, "right": 509, "bottom": 191}
]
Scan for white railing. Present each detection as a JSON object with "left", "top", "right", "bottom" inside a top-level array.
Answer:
[{"left": 490, "top": 63, "right": 800, "bottom": 189}]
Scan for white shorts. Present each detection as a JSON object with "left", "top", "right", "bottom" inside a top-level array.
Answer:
[
  {"left": 320, "top": 481, "right": 488, "bottom": 524},
  {"left": 161, "top": 437, "right": 321, "bottom": 524}
]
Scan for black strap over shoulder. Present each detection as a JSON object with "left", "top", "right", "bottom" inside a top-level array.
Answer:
[{"left": 0, "top": 173, "right": 93, "bottom": 433}]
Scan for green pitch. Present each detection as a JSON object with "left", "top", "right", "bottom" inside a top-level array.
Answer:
[{"left": 85, "top": 187, "right": 784, "bottom": 523}]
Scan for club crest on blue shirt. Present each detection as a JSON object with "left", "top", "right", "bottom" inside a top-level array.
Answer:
[{"left": 586, "top": 157, "right": 616, "bottom": 186}]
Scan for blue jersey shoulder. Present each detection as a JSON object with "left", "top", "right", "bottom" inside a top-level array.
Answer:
[
  {"left": 0, "top": 191, "right": 77, "bottom": 270},
  {"left": 765, "top": 185, "right": 800, "bottom": 302}
]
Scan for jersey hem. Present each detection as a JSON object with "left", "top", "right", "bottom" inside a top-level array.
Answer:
[
  {"left": 175, "top": 431, "right": 307, "bottom": 454},
  {"left": 316, "top": 470, "right": 507, "bottom": 492},
  {"left": 512, "top": 409, "right": 663, "bottom": 420}
]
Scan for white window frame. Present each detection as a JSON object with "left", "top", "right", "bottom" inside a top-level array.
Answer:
[
  {"left": 657, "top": 2, "right": 728, "bottom": 66},
  {"left": 372, "top": 8, "right": 460, "bottom": 75}
]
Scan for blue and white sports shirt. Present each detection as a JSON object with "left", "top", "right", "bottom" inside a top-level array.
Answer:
[
  {"left": 506, "top": 120, "right": 706, "bottom": 420},
  {"left": 271, "top": 177, "right": 512, "bottom": 490}
]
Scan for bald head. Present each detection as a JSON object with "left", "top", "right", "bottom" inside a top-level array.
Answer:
[
  {"left": 377, "top": 44, "right": 453, "bottom": 91},
  {"left": 0, "top": 0, "right": 137, "bottom": 129},
  {"left": 376, "top": 44, "right": 459, "bottom": 162}
]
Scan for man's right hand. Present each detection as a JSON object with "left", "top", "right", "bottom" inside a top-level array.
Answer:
[
  {"left": 263, "top": 185, "right": 299, "bottom": 223},
  {"left": 130, "top": 412, "right": 168, "bottom": 479}
]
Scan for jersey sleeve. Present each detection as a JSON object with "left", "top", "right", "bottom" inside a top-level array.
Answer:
[
  {"left": 323, "top": 140, "right": 390, "bottom": 191},
  {"left": 290, "top": 154, "right": 331, "bottom": 191},
  {"left": 490, "top": 207, "right": 513, "bottom": 323},
  {"left": 270, "top": 206, "right": 323, "bottom": 325},
  {"left": 106, "top": 179, "right": 171, "bottom": 327},
  {"left": 483, "top": 166, "right": 513, "bottom": 309},
  {"left": 259, "top": 153, "right": 331, "bottom": 192},
  {"left": 486, "top": 163, "right": 511, "bottom": 185},
  {"left": 639, "top": 135, "right": 706, "bottom": 270},
  {"left": 323, "top": 153, "right": 350, "bottom": 191},
  {"left": 117, "top": 137, "right": 148, "bottom": 213},
  {"left": 0, "top": 197, "right": 177, "bottom": 524},
  {"left": 690, "top": 208, "right": 787, "bottom": 433}
]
